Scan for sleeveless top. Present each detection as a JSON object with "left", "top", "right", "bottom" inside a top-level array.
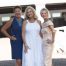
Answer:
[{"left": 10, "top": 16, "right": 24, "bottom": 44}]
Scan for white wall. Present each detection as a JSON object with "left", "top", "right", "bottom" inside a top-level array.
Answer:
[{"left": 0, "top": 38, "right": 12, "bottom": 61}]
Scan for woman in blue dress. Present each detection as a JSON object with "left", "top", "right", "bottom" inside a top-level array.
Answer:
[{"left": 1, "top": 6, "right": 24, "bottom": 66}]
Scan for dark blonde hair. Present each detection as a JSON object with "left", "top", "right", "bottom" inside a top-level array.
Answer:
[
  {"left": 24, "top": 6, "right": 37, "bottom": 19},
  {"left": 40, "top": 8, "right": 49, "bottom": 15}
]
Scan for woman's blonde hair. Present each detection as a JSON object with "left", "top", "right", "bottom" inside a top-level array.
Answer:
[
  {"left": 40, "top": 8, "right": 49, "bottom": 15},
  {"left": 24, "top": 6, "right": 38, "bottom": 19}
]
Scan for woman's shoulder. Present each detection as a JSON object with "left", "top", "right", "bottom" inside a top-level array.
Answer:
[
  {"left": 21, "top": 17, "right": 24, "bottom": 21},
  {"left": 36, "top": 20, "right": 42, "bottom": 28},
  {"left": 36, "top": 20, "right": 41, "bottom": 24},
  {"left": 10, "top": 16, "right": 16, "bottom": 23},
  {"left": 22, "top": 19, "right": 28, "bottom": 25},
  {"left": 48, "top": 20, "right": 53, "bottom": 23},
  {"left": 47, "top": 20, "right": 54, "bottom": 26}
]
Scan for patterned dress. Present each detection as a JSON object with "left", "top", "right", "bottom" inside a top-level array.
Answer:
[{"left": 41, "top": 20, "right": 54, "bottom": 66}]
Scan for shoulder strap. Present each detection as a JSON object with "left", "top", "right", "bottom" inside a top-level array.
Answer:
[{"left": 21, "top": 18, "right": 24, "bottom": 24}]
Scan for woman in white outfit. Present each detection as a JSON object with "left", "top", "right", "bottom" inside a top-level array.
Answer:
[
  {"left": 22, "top": 6, "right": 43, "bottom": 66},
  {"left": 40, "top": 8, "right": 56, "bottom": 66}
]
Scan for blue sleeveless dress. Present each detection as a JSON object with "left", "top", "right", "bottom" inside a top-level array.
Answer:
[{"left": 10, "top": 16, "right": 23, "bottom": 59}]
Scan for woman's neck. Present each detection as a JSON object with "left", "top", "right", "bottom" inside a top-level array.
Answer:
[
  {"left": 44, "top": 18, "right": 49, "bottom": 22},
  {"left": 17, "top": 17, "right": 21, "bottom": 22},
  {"left": 28, "top": 18, "right": 35, "bottom": 23}
]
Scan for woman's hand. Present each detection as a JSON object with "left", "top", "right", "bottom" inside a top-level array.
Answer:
[
  {"left": 10, "top": 35, "right": 17, "bottom": 40},
  {"left": 47, "top": 39, "right": 54, "bottom": 44},
  {"left": 24, "top": 44, "right": 30, "bottom": 53},
  {"left": 47, "top": 39, "right": 52, "bottom": 44}
]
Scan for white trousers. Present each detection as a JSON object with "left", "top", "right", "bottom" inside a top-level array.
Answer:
[{"left": 42, "top": 42, "right": 53, "bottom": 66}]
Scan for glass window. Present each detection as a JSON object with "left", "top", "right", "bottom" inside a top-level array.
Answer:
[
  {"left": 52, "top": 13, "right": 61, "bottom": 17},
  {"left": 2, "top": 17, "right": 10, "bottom": 22}
]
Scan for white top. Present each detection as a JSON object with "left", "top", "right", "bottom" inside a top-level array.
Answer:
[{"left": 23, "top": 20, "right": 43, "bottom": 66}]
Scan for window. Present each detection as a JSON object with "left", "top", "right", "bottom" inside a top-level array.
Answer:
[
  {"left": 52, "top": 13, "right": 61, "bottom": 17},
  {"left": 2, "top": 17, "right": 10, "bottom": 22}
]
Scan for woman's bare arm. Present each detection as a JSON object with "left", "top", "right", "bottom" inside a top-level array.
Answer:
[
  {"left": 1, "top": 19, "right": 12, "bottom": 39},
  {"left": 49, "top": 25, "right": 56, "bottom": 43},
  {"left": 22, "top": 20, "right": 30, "bottom": 53},
  {"left": 22, "top": 20, "right": 27, "bottom": 46}
]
